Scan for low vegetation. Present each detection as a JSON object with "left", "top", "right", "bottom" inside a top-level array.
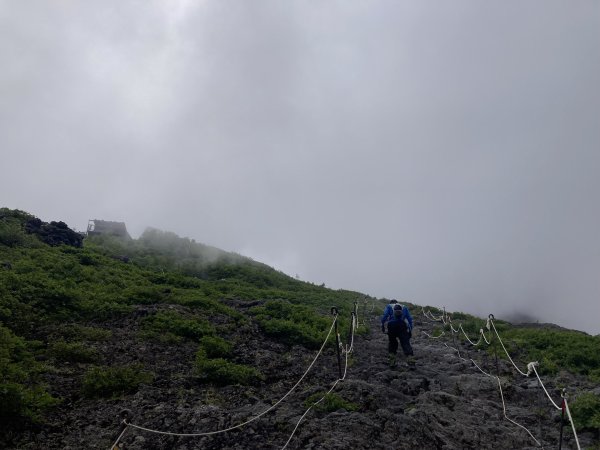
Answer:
[
  {"left": 250, "top": 300, "right": 332, "bottom": 349},
  {"left": 304, "top": 392, "right": 359, "bottom": 412},
  {"left": 195, "top": 348, "right": 264, "bottom": 385},
  {"left": 82, "top": 365, "right": 154, "bottom": 398}
]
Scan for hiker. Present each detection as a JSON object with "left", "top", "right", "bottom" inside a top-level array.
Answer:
[
  {"left": 381, "top": 299, "right": 413, "bottom": 333},
  {"left": 381, "top": 300, "right": 414, "bottom": 367}
]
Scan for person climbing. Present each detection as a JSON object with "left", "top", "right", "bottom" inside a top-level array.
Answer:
[
  {"left": 381, "top": 299, "right": 413, "bottom": 332},
  {"left": 381, "top": 300, "right": 414, "bottom": 367}
]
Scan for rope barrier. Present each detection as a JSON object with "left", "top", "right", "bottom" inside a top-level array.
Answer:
[
  {"left": 488, "top": 320, "right": 528, "bottom": 376},
  {"left": 112, "top": 315, "right": 338, "bottom": 445},
  {"left": 470, "top": 358, "right": 495, "bottom": 378},
  {"left": 109, "top": 423, "right": 129, "bottom": 450},
  {"left": 343, "top": 313, "right": 357, "bottom": 355},
  {"left": 458, "top": 324, "right": 483, "bottom": 346},
  {"left": 496, "top": 377, "right": 542, "bottom": 447},
  {"left": 562, "top": 394, "right": 582, "bottom": 450},
  {"left": 480, "top": 326, "right": 492, "bottom": 345},
  {"left": 110, "top": 304, "right": 584, "bottom": 450},
  {"left": 530, "top": 364, "right": 561, "bottom": 411},
  {"left": 280, "top": 379, "right": 343, "bottom": 450},
  {"left": 281, "top": 315, "right": 356, "bottom": 449},
  {"left": 421, "top": 330, "right": 445, "bottom": 339},
  {"left": 421, "top": 307, "right": 584, "bottom": 449},
  {"left": 421, "top": 307, "right": 445, "bottom": 323},
  {"left": 422, "top": 324, "right": 541, "bottom": 446},
  {"left": 442, "top": 342, "right": 468, "bottom": 361}
]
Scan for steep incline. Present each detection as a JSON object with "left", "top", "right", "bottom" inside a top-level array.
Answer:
[
  {"left": 9, "top": 307, "right": 588, "bottom": 449},
  {"left": 90, "top": 309, "right": 583, "bottom": 450},
  {"left": 273, "top": 312, "right": 570, "bottom": 450}
]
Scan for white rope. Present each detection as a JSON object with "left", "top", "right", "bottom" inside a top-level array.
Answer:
[
  {"left": 119, "top": 316, "right": 337, "bottom": 441},
  {"left": 490, "top": 318, "right": 582, "bottom": 445},
  {"left": 360, "top": 299, "right": 368, "bottom": 325},
  {"left": 421, "top": 308, "right": 444, "bottom": 322},
  {"left": 110, "top": 423, "right": 129, "bottom": 450},
  {"left": 281, "top": 340, "right": 352, "bottom": 449},
  {"left": 489, "top": 320, "right": 528, "bottom": 376},
  {"left": 563, "top": 397, "right": 582, "bottom": 450},
  {"left": 421, "top": 330, "right": 445, "bottom": 339},
  {"left": 422, "top": 325, "right": 541, "bottom": 447},
  {"left": 470, "top": 359, "right": 495, "bottom": 378},
  {"left": 480, "top": 328, "right": 492, "bottom": 345},
  {"left": 530, "top": 365, "right": 561, "bottom": 410},
  {"left": 496, "top": 377, "right": 541, "bottom": 447},
  {"left": 347, "top": 314, "right": 357, "bottom": 354},
  {"left": 459, "top": 324, "right": 483, "bottom": 346},
  {"left": 443, "top": 342, "right": 468, "bottom": 361},
  {"left": 424, "top": 309, "right": 582, "bottom": 447}
]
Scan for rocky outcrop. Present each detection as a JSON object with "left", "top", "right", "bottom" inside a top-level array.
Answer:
[{"left": 25, "top": 218, "right": 83, "bottom": 247}]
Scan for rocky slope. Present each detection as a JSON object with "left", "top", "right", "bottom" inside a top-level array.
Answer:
[{"left": 7, "top": 308, "right": 594, "bottom": 450}]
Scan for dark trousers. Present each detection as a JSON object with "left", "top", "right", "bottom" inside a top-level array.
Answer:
[
  {"left": 388, "top": 332, "right": 413, "bottom": 356},
  {"left": 388, "top": 334, "right": 414, "bottom": 356}
]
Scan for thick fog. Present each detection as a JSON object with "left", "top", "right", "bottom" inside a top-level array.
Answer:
[{"left": 1, "top": 1, "right": 599, "bottom": 334}]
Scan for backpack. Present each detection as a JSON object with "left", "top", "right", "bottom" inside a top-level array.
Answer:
[
  {"left": 393, "top": 305, "right": 411, "bottom": 332},
  {"left": 393, "top": 304, "right": 404, "bottom": 318}
]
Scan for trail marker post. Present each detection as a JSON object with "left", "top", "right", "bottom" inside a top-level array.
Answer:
[
  {"left": 348, "top": 311, "right": 356, "bottom": 346},
  {"left": 537, "top": 376, "right": 542, "bottom": 446},
  {"left": 451, "top": 326, "right": 458, "bottom": 355},
  {"left": 489, "top": 314, "right": 499, "bottom": 377},
  {"left": 331, "top": 307, "right": 342, "bottom": 379},
  {"left": 111, "top": 409, "right": 132, "bottom": 450},
  {"left": 558, "top": 389, "right": 567, "bottom": 450}
]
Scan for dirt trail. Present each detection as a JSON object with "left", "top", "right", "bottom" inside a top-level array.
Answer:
[{"left": 279, "top": 309, "right": 575, "bottom": 450}]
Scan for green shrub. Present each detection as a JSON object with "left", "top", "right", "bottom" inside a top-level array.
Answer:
[
  {"left": 82, "top": 365, "right": 154, "bottom": 398},
  {"left": 77, "top": 300, "right": 133, "bottom": 319},
  {"left": 251, "top": 301, "right": 330, "bottom": 349},
  {"left": 141, "top": 310, "right": 214, "bottom": 341},
  {"left": 199, "top": 336, "right": 232, "bottom": 358},
  {"left": 48, "top": 341, "right": 99, "bottom": 363},
  {"left": 78, "top": 253, "right": 98, "bottom": 266},
  {"left": 498, "top": 328, "right": 600, "bottom": 378},
  {"left": 122, "top": 285, "right": 169, "bottom": 304},
  {"left": 0, "top": 219, "right": 27, "bottom": 247},
  {"left": 570, "top": 393, "right": 600, "bottom": 435},
  {"left": 0, "top": 324, "right": 59, "bottom": 422},
  {"left": 195, "top": 349, "right": 263, "bottom": 385},
  {"left": 0, "top": 382, "right": 59, "bottom": 423},
  {"left": 54, "top": 324, "right": 112, "bottom": 341},
  {"left": 304, "top": 392, "right": 358, "bottom": 412}
]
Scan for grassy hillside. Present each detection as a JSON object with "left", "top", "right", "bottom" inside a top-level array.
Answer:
[
  {"left": 1, "top": 207, "right": 599, "bottom": 443},
  {"left": 0, "top": 208, "right": 367, "bottom": 427}
]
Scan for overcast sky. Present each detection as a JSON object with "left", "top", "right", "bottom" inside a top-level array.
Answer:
[{"left": 2, "top": 1, "right": 599, "bottom": 334}]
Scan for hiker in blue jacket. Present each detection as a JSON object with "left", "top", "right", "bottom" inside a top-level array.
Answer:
[
  {"left": 381, "top": 300, "right": 414, "bottom": 367},
  {"left": 381, "top": 299, "right": 413, "bottom": 332}
]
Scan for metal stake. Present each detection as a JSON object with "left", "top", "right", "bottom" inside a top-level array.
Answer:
[{"left": 558, "top": 390, "right": 566, "bottom": 450}]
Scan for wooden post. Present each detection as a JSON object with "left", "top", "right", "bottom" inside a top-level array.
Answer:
[{"left": 331, "top": 307, "right": 342, "bottom": 379}]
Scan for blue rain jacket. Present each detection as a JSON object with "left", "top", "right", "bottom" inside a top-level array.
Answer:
[{"left": 381, "top": 304, "right": 413, "bottom": 331}]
